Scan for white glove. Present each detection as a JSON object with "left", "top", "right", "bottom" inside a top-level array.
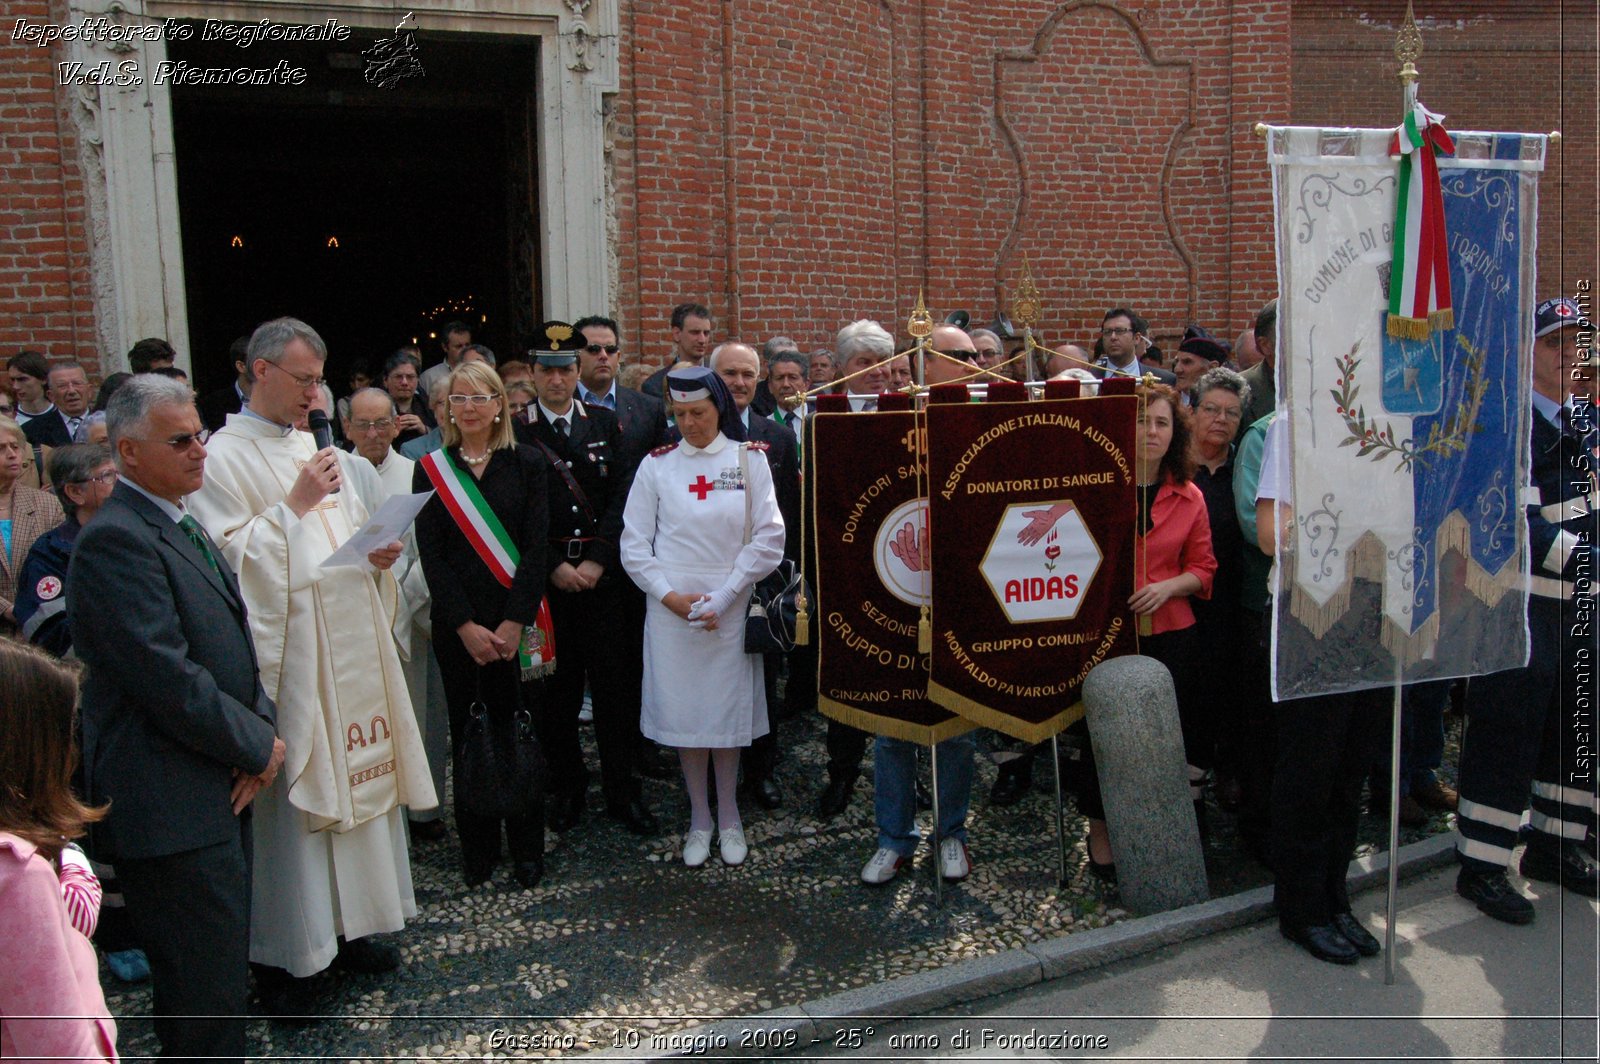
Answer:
[
  {"left": 699, "top": 584, "right": 738, "bottom": 621},
  {"left": 686, "top": 595, "right": 713, "bottom": 629}
]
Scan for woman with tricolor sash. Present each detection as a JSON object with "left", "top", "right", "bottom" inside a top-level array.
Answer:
[{"left": 413, "top": 360, "right": 553, "bottom": 889}]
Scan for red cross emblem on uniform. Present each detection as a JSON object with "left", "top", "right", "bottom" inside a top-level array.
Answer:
[
  {"left": 688, "top": 475, "right": 716, "bottom": 500},
  {"left": 36, "top": 575, "right": 63, "bottom": 601}
]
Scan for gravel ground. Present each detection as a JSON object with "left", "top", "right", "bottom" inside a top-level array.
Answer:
[{"left": 101, "top": 706, "right": 1460, "bottom": 1060}]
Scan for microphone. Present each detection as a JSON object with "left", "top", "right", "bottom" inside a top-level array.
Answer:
[{"left": 306, "top": 409, "right": 341, "bottom": 494}]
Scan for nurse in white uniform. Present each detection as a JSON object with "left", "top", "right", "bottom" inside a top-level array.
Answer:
[{"left": 620, "top": 366, "right": 784, "bottom": 868}]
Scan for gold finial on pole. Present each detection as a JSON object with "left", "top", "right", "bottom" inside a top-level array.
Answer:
[
  {"left": 1011, "top": 257, "right": 1042, "bottom": 382},
  {"left": 1395, "top": 0, "right": 1423, "bottom": 86},
  {"left": 907, "top": 289, "right": 934, "bottom": 339},
  {"left": 1011, "top": 257, "right": 1041, "bottom": 332}
]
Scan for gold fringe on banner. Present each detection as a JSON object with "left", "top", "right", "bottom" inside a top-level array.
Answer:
[
  {"left": 1386, "top": 314, "right": 1433, "bottom": 341},
  {"left": 816, "top": 695, "right": 975, "bottom": 746},
  {"left": 1287, "top": 511, "right": 1525, "bottom": 654},
  {"left": 926, "top": 680, "right": 1085, "bottom": 745}
]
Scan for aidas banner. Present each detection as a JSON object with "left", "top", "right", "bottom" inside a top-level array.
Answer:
[
  {"left": 1265, "top": 125, "right": 1544, "bottom": 698},
  {"left": 925, "top": 391, "right": 1139, "bottom": 741},
  {"left": 810, "top": 407, "right": 970, "bottom": 744}
]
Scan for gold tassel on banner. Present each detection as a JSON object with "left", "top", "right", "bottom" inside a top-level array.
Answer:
[
  {"left": 795, "top": 591, "right": 811, "bottom": 645},
  {"left": 918, "top": 605, "right": 932, "bottom": 654}
]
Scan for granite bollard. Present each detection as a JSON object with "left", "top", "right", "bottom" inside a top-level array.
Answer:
[{"left": 1082, "top": 655, "right": 1209, "bottom": 914}]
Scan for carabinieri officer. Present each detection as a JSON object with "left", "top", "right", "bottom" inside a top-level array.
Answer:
[{"left": 515, "top": 321, "right": 657, "bottom": 838}]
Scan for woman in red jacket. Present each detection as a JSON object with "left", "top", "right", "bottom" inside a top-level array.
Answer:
[{"left": 1084, "top": 383, "right": 1218, "bottom": 877}]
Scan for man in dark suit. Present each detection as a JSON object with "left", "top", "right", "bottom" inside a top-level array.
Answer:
[
  {"left": 1093, "top": 307, "right": 1178, "bottom": 385},
  {"left": 68, "top": 374, "right": 284, "bottom": 1062},
  {"left": 572, "top": 314, "right": 678, "bottom": 782},
  {"left": 22, "top": 361, "right": 92, "bottom": 446},
  {"left": 712, "top": 342, "right": 801, "bottom": 809},
  {"left": 517, "top": 324, "right": 657, "bottom": 836},
  {"left": 197, "top": 337, "right": 252, "bottom": 434}
]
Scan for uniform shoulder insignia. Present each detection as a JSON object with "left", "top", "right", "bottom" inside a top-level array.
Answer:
[
  {"left": 745, "top": 440, "right": 770, "bottom": 453},
  {"left": 649, "top": 442, "right": 680, "bottom": 457}
]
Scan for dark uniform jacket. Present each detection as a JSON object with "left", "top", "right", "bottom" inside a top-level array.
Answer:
[
  {"left": 744, "top": 414, "right": 801, "bottom": 561},
  {"left": 14, "top": 518, "right": 78, "bottom": 656},
  {"left": 515, "top": 401, "right": 633, "bottom": 585},
  {"left": 1528, "top": 401, "right": 1597, "bottom": 602}
]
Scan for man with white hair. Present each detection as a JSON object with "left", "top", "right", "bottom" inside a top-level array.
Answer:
[
  {"left": 344, "top": 386, "right": 450, "bottom": 842},
  {"left": 188, "top": 317, "right": 436, "bottom": 1010}
]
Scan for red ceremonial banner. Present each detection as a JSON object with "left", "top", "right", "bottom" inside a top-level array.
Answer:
[
  {"left": 810, "top": 408, "right": 971, "bottom": 744},
  {"left": 925, "top": 394, "right": 1139, "bottom": 742}
]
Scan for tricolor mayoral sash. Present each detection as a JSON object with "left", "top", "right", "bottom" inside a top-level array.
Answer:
[
  {"left": 926, "top": 381, "right": 1139, "bottom": 741},
  {"left": 810, "top": 394, "right": 970, "bottom": 743},
  {"left": 419, "top": 448, "right": 558, "bottom": 678}
]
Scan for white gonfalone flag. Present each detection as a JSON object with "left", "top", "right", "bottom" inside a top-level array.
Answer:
[{"left": 1265, "top": 125, "right": 1544, "bottom": 699}]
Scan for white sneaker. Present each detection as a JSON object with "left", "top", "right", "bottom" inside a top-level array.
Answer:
[
  {"left": 682, "top": 828, "right": 713, "bottom": 867},
  {"left": 860, "top": 847, "right": 906, "bottom": 885},
  {"left": 939, "top": 837, "right": 971, "bottom": 881},
  {"left": 718, "top": 826, "right": 748, "bottom": 866}
]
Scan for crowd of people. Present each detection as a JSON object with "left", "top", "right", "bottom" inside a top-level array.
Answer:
[{"left": 0, "top": 292, "right": 1594, "bottom": 1057}]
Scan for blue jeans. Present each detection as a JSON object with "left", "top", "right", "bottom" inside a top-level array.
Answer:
[{"left": 874, "top": 732, "right": 975, "bottom": 855}]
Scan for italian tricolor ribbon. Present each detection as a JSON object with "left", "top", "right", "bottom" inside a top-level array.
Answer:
[
  {"left": 420, "top": 449, "right": 557, "bottom": 679},
  {"left": 1387, "top": 98, "right": 1455, "bottom": 340}
]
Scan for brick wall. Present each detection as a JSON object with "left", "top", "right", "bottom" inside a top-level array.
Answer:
[
  {"left": 614, "top": 0, "right": 1293, "bottom": 363},
  {"left": 0, "top": 0, "right": 101, "bottom": 379},
  {"left": 1291, "top": 0, "right": 1598, "bottom": 307}
]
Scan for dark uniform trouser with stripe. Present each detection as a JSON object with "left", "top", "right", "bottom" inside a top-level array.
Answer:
[{"left": 1457, "top": 594, "right": 1598, "bottom": 871}]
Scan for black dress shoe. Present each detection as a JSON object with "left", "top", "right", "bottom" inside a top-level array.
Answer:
[
  {"left": 635, "top": 746, "right": 678, "bottom": 781},
  {"left": 1281, "top": 924, "right": 1360, "bottom": 965},
  {"left": 513, "top": 858, "right": 544, "bottom": 890},
  {"left": 408, "top": 818, "right": 446, "bottom": 843},
  {"left": 746, "top": 777, "right": 782, "bottom": 810},
  {"left": 335, "top": 935, "right": 401, "bottom": 974},
  {"left": 817, "top": 773, "right": 856, "bottom": 818},
  {"left": 605, "top": 797, "right": 659, "bottom": 836},
  {"left": 1330, "top": 912, "right": 1381, "bottom": 956},
  {"left": 989, "top": 766, "right": 1031, "bottom": 807},
  {"left": 548, "top": 792, "right": 585, "bottom": 833},
  {"left": 253, "top": 966, "right": 323, "bottom": 1022},
  {"left": 1520, "top": 840, "right": 1600, "bottom": 898},
  {"left": 463, "top": 855, "right": 496, "bottom": 888},
  {"left": 1087, "top": 855, "right": 1117, "bottom": 881},
  {"left": 1457, "top": 867, "right": 1536, "bottom": 924}
]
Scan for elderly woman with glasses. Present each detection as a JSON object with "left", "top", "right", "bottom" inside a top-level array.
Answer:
[
  {"left": 0, "top": 415, "right": 65, "bottom": 634},
  {"left": 1186, "top": 367, "right": 1256, "bottom": 821}
]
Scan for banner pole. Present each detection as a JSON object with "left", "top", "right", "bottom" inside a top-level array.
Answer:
[
  {"left": 1051, "top": 733, "right": 1068, "bottom": 887},
  {"left": 1385, "top": 657, "right": 1403, "bottom": 985},
  {"left": 929, "top": 741, "right": 943, "bottom": 905}
]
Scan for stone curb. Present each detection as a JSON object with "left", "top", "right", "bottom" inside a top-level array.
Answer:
[{"left": 585, "top": 833, "right": 1457, "bottom": 1060}]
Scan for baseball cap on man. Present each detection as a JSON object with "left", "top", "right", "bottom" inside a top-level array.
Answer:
[{"left": 1534, "top": 297, "right": 1593, "bottom": 338}]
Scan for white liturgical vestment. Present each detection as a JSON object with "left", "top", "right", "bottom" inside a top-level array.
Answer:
[{"left": 189, "top": 413, "right": 437, "bottom": 976}]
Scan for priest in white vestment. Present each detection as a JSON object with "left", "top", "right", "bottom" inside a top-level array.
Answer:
[
  {"left": 188, "top": 319, "right": 437, "bottom": 984},
  {"left": 343, "top": 386, "right": 450, "bottom": 837}
]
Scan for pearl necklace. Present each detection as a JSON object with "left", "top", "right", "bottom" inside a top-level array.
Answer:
[{"left": 460, "top": 449, "right": 491, "bottom": 466}]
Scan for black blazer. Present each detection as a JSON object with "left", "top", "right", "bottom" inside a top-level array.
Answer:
[
  {"left": 68, "top": 484, "right": 277, "bottom": 861},
  {"left": 514, "top": 403, "right": 632, "bottom": 577},
  {"left": 745, "top": 414, "right": 802, "bottom": 561},
  {"left": 22, "top": 411, "right": 71, "bottom": 447},
  {"left": 413, "top": 444, "right": 549, "bottom": 633},
  {"left": 611, "top": 385, "right": 670, "bottom": 473}
]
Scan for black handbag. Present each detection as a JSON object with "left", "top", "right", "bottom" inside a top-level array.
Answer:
[
  {"left": 454, "top": 676, "right": 546, "bottom": 820},
  {"left": 738, "top": 445, "right": 810, "bottom": 654}
]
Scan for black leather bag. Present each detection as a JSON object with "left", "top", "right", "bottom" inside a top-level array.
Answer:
[
  {"left": 745, "top": 559, "right": 807, "bottom": 654},
  {"left": 736, "top": 445, "right": 808, "bottom": 654},
  {"left": 454, "top": 679, "right": 546, "bottom": 820}
]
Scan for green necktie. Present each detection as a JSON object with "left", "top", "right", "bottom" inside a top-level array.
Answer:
[{"left": 178, "top": 514, "right": 221, "bottom": 577}]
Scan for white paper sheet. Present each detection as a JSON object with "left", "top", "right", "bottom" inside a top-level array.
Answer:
[{"left": 322, "top": 490, "right": 434, "bottom": 568}]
